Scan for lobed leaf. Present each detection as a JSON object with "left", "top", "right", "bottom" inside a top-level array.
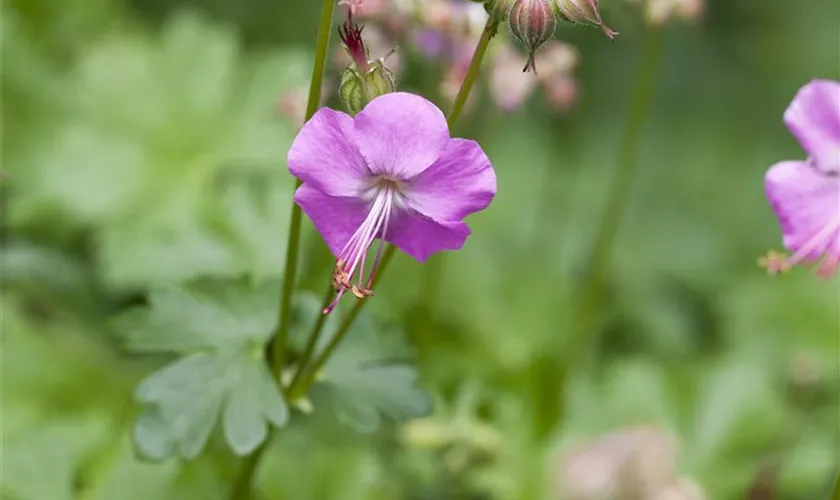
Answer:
[{"left": 121, "top": 279, "right": 289, "bottom": 459}]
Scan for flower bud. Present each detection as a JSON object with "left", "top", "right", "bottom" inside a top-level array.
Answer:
[
  {"left": 337, "top": 13, "right": 397, "bottom": 115},
  {"left": 554, "top": 0, "right": 618, "bottom": 39},
  {"left": 485, "top": 0, "right": 515, "bottom": 22},
  {"left": 338, "top": 60, "right": 396, "bottom": 115},
  {"left": 508, "top": 0, "right": 558, "bottom": 73}
]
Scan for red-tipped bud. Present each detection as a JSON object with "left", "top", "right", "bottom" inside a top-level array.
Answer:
[
  {"left": 508, "top": 0, "right": 558, "bottom": 73},
  {"left": 555, "top": 0, "right": 618, "bottom": 39},
  {"left": 338, "top": 14, "right": 370, "bottom": 72},
  {"left": 336, "top": 13, "right": 397, "bottom": 115}
]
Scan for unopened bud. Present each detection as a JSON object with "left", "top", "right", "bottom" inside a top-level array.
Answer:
[
  {"left": 508, "top": 0, "right": 558, "bottom": 73},
  {"left": 485, "top": 0, "right": 515, "bottom": 22},
  {"left": 555, "top": 0, "right": 618, "bottom": 39},
  {"left": 338, "top": 60, "right": 397, "bottom": 115},
  {"left": 337, "top": 13, "right": 397, "bottom": 115}
]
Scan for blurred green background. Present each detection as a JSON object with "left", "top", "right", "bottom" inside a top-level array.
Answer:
[{"left": 2, "top": 0, "right": 839, "bottom": 499}]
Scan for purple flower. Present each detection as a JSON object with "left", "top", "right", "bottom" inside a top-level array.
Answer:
[
  {"left": 763, "top": 79, "right": 840, "bottom": 278},
  {"left": 288, "top": 92, "right": 497, "bottom": 312}
]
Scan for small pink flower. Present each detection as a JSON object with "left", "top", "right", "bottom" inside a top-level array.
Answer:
[
  {"left": 764, "top": 79, "right": 840, "bottom": 278},
  {"left": 288, "top": 93, "right": 497, "bottom": 312}
]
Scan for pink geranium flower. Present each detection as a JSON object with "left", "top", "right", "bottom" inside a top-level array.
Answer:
[
  {"left": 763, "top": 79, "right": 840, "bottom": 278},
  {"left": 288, "top": 93, "right": 497, "bottom": 312}
]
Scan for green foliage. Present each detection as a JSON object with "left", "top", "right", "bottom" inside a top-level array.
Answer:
[
  {"left": 118, "top": 280, "right": 289, "bottom": 458},
  {"left": 118, "top": 282, "right": 428, "bottom": 460},
  {"left": 291, "top": 293, "right": 431, "bottom": 432},
  {"left": 314, "top": 321, "right": 430, "bottom": 433},
  {"left": 6, "top": 11, "right": 310, "bottom": 289},
  {"left": 2, "top": 0, "right": 839, "bottom": 498}
]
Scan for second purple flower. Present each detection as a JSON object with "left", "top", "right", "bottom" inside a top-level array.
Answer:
[{"left": 288, "top": 92, "right": 497, "bottom": 313}]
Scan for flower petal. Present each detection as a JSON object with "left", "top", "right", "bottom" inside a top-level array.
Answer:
[
  {"left": 784, "top": 79, "right": 840, "bottom": 171},
  {"left": 288, "top": 108, "right": 370, "bottom": 197},
  {"left": 765, "top": 160, "right": 840, "bottom": 260},
  {"left": 353, "top": 92, "right": 450, "bottom": 179},
  {"left": 294, "top": 184, "right": 367, "bottom": 257},
  {"left": 404, "top": 139, "right": 496, "bottom": 221},
  {"left": 385, "top": 210, "right": 470, "bottom": 263}
]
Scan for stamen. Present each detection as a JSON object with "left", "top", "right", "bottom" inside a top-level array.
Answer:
[
  {"left": 323, "top": 182, "right": 397, "bottom": 314},
  {"left": 760, "top": 216, "right": 840, "bottom": 277},
  {"left": 786, "top": 216, "right": 840, "bottom": 268},
  {"left": 758, "top": 250, "right": 790, "bottom": 275}
]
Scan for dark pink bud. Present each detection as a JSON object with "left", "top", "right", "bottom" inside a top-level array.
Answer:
[
  {"left": 508, "top": 0, "right": 558, "bottom": 73},
  {"left": 338, "top": 13, "right": 370, "bottom": 72}
]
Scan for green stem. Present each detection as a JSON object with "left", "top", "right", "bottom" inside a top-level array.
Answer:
[
  {"left": 228, "top": 445, "right": 268, "bottom": 500},
  {"left": 285, "top": 286, "right": 333, "bottom": 392},
  {"left": 287, "top": 246, "right": 397, "bottom": 400},
  {"left": 560, "top": 28, "right": 664, "bottom": 388},
  {"left": 271, "top": 0, "right": 336, "bottom": 380},
  {"left": 447, "top": 18, "right": 497, "bottom": 125},
  {"left": 231, "top": 2, "right": 336, "bottom": 499},
  {"left": 288, "top": 16, "right": 499, "bottom": 400}
]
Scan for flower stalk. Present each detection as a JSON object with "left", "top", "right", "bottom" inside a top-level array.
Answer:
[
  {"left": 287, "top": 246, "right": 397, "bottom": 400},
  {"left": 271, "top": 0, "right": 337, "bottom": 380},
  {"left": 449, "top": 18, "right": 499, "bottom": 126},
  {"left": 558, "top": 27, "right": 664, "bottom": 418},
  {"left": 579, "top": 28, "right": 663, "bottom": 323},
  {"left": 231, "top": 1, "right": 336, "bottom": 498}
]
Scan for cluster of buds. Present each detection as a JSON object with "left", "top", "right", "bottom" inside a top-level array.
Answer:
[
  {"left": 626, "top": 0, "right": 705, "bottom": 25},
  {"left": 489, "top": 0, "right": 616, "bottom": 73},
  {"left": 353, "top": 0, "right": 589, "bottom": 113},
  {"left": 281, "top": 0, "right": 600, "bottom": 121}
]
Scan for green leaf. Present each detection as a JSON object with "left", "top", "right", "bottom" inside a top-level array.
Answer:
[
  {"left": 119, "top": 279, "right": 279, "bottom": 353},
  {"left": 222, "top": 358, "right": 288, "bottom": 455},
  {"left": 121, "top": 279, "right": 289, "bottom": 459},
  {"left": 133, "top": 408, "right": 174, "bottom": 462},
  {"left": 212, "top": 171, "right": 294, "bottom": 282},
  {"left": 311, "top": 317, "right": 430, "bottom": 433}
]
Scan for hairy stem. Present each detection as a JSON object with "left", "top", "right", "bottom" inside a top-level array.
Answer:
[
  {"left": 287, "top": 16, "right": 500, "bottom": 399},
  {"left": 270, "top": 0, "right": 336, "bottom": 380}
]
